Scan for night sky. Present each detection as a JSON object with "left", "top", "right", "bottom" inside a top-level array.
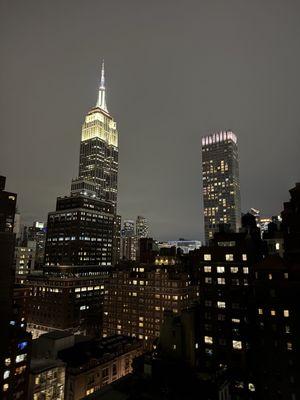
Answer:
[{"left": 1, "top": 0, "right": 300, "bottom": 241}]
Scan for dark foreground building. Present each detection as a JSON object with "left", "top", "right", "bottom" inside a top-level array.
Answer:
[
  {"left": 26, "top": 265, "right": 109, "bottom": 338},
  {"left": 0, "top": 176, "right": 32, "bottom": 400},
  {"left": 45, "top": 194, "right": 115, "bottom": 267}
]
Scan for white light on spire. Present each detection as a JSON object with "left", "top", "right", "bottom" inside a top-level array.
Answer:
[{"left": 96, "top": 60, "right": 108, "bottom": 112}]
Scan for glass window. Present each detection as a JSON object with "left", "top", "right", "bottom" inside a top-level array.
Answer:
[
  {"left": 226, "top": 254, "right": 234, "bottom": 261},
  {"left": 232, "top": 340, "right": 242, "bottom": 350},
  {"left": 204, "top": 336, "right": 213, "bottom": 344},
  {"left": 204, "top": 254, "right": 211, "bottom": 261}
]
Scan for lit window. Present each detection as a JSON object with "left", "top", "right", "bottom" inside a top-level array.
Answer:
[
  {"left": 173, "top": 344, "right": 176, "bottom": 350},
  {"left": 3, "top": 370, "right": 10, "bottom": 380},
  {"left": 15, "top": 354, "right": 26, "bottom": 363},
  {"left": 204, "top": 336, "right": 213, "bottom": 344},
  {"left": 230, "top": 267, "right": 238, "bottom": 273},
  {"left": 217, "top": 278, "right": 225, "bottom": 285},
  {"left": 225, "top": 254, "right": 234, "bottom": 261},
  {"left": 232, "top": 340, "right": 242, "bottom": 350},
  {"left": 217, "top": 266, "right": 225, "bottom": 273},
  {"left": 3, "top": 384, "right": 9, "bottom": 392},
  {"left": 284, "top": 310, "right": 289, "bottom": 317},
  {"left": 195, "top": 343, "right": 199, "bottom": 349},
  {"left": 204, "top": 266, "right": 211, "bottom": 273},
  {"left": 275, "top": 242, "right": 280, "bottom": 250},
  {"left": 4, "top": 358, "right": 11, "bottom": 366},
  {"left": 242, "top": 254, "right": 247, "bottom": 261},
  {"left": 258, "top": 308, "right": 263, "bottom": 315},
  {"left": 204, "top": 254, "right": 211, "bottom": 261},
  {"left": 268, "top": 274, "right": 272, "bottom": 280},
  {"left": 284, "top": 273, "right": 288, "bottom": 279},
  {"left": 243, "top": 267, "right": 249, "bottom": 274},
  {"left": 270, "top": 310, "right": 276, "bottom": 316},
  {"left": 248, "top": 383, "right": 255, "bottom": 392},
  {"left": 205, "top": 277, "right": 212, "bottom": 284},
  {"left": 287, "top": 342, "right": 293, "bottom": 351},
  {"left": 217, "top": 301, "right": 226, "bottom": 309},
  {"left": 232, "top": 318, "right": 240, "bottom": 323}
]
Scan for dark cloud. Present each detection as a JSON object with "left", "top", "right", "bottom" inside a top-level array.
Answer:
[{"left": 1, "top": 0, "right": 299, "bottom": 241}]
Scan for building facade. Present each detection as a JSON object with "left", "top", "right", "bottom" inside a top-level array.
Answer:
[
  {"left": 44, "top": 62, "right": 120, "bottom": 268},
  {"left": 103, "top": 262, "right": 198, "bottom": 348},
  {"left": 58, "top": 335, "right": 142, "bottom": 400},
  {"left": 202, "top": 131, "right": 241, "bottom": 243},
  {"left": 28, "top": 359, "right": 66, "bottom": 400},
  {"left": 26, "top": 265, "right": 109, "bottom": 338},
  {"left": 78, "top": 61, "right": 118, "bottom": 207},
  {"left": 45, "top": 196, "right": 115, "bottom": 267},
  {"left": 136, "top": 216, "right": 149, "bottom": 239}
]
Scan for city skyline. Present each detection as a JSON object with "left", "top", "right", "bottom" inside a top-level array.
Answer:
[{"left": 1, "top": 1, "right": 300, "bottom": 241}]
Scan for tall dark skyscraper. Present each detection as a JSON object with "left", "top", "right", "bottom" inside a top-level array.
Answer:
[
  {"left": 202, "top": 131, "right": 241, "bottom": 243},
  {"left": 45, "top": 62, "right": 119, "bottom": 266}
]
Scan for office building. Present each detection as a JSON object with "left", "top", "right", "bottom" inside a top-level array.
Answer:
[
  {"left": 44, "top": 62, "right": 120, "bottom": 267},
  {"left": 44, "top": 195, "right": 115, "bottom": 266},
  {"left": 136, "top": 216, "right": 149, "bottom": 238},
  {"left": 15, "top": 242, "right": 36, "bottom": 277},
  {"left": 120, "top": 220, "right": 137, "bottom": 261},
  {"left": 26, "top": 265, "right": 109, "bottom": 338},
  {"left": 202, "top": 131, "right": 241, "bottom": 243},
  {"left": 188, "top": 220, "right": 265, "bottom": 398},
  {"left": 77, "top": 61, "right": 118, "bottom": 207},
  {"left": 103, "top": 262, "right": 198, "bottom": 348}
]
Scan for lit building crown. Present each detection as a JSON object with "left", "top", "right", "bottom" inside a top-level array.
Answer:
[
  {"left": 202, "top": 131, "right": 237, "bottom": 146},
  {"left": 96, "top": 60, "right": 108, "bottom": 112}
]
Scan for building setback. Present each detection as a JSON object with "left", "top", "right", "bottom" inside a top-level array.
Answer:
[
  {"left": 44, "top": 62, "right": 120, "bottom": 268},
  {"left": 202, "top": 131, "right": 241, "bottom": 243}
]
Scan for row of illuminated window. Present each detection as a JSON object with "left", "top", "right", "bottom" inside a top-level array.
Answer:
[
  {"left": 204, "top": 336, "right": 243, "bottom": 349},
  {"left": 203, "top": 254, "right": 247, "bottom": 261},
  {"left": 204, "top": 265, "right": 248, "bottom": 274},
  {"left": 205, "top": 277, "right": 248, "bottom": 286},
  {"left": 74, "top": 286, "right": 104, "bottom": 292},
  {"left": 258, "top": 308, "right": 289, "bottom": 317}
]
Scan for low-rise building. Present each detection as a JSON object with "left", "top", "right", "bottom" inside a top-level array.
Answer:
[
  {"left": 28, "top": 359, "right": 65, "bottom": 400},
  {"left": 58, "top": 335, "right": 142, "bottom": 400}
]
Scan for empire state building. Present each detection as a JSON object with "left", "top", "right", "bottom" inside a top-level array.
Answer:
[
  {"left": 45, "top": 62, "right": 120, "bottom": 267},
  {"left": 71, "top": 61, "right": 119, "bottom": 209}
]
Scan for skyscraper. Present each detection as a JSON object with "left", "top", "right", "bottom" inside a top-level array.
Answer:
[
  {"left": 72, "top": 61, "right": 118, "bottom": 208},
  {"left": 45, "top": 62, "right": 119, "bottom": 266},
  {"left": 136, "top": 215, "right": 149, "bottom": 239},
  {"left": 202, "top": 131, "right": 241, "bottom": 243}
]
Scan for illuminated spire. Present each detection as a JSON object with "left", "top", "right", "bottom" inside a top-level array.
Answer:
[{"left": 96, "top": 60, "right": 108, "bottom": 112}]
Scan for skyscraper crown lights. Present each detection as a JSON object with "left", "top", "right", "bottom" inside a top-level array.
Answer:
[
  {"left": 202, "top": 131, "right": 237, "bottom": 146},
  {"left": 96, "top": 60, "right": 108, "bottom": 113}
]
